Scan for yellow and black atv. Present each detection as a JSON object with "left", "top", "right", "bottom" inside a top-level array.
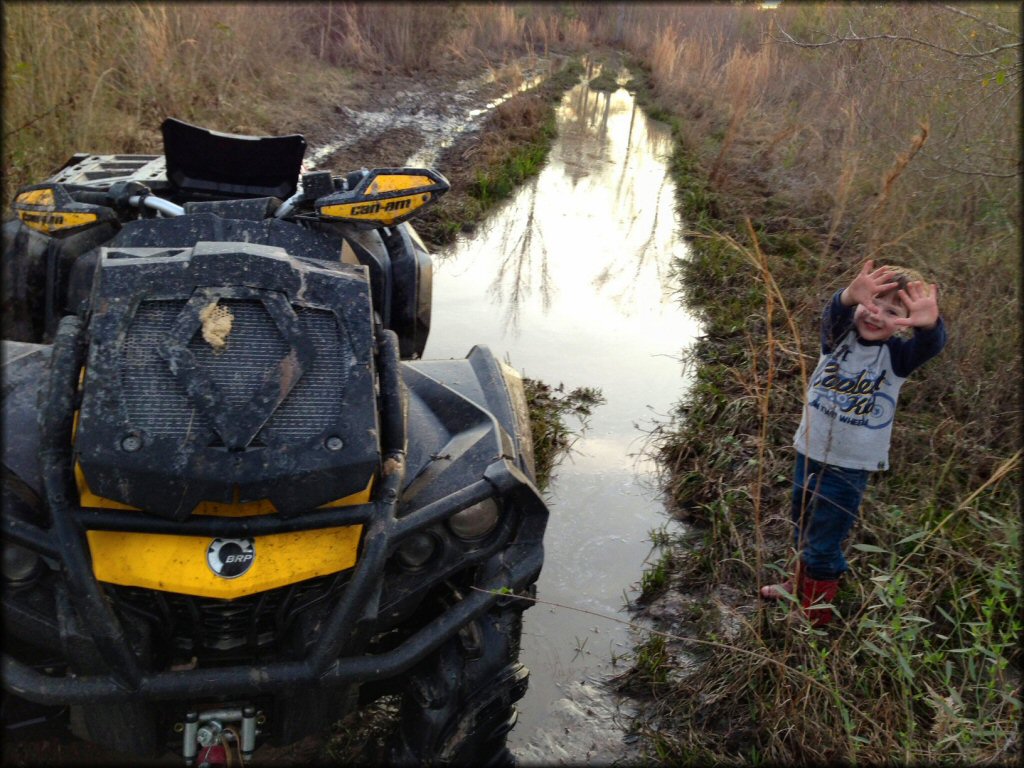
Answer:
[{"left": 1, "top": 119, "right": 546, "bottom": 765}]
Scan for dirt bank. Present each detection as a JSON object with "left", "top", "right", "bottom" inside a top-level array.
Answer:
[{"left": 298, "top": 54, "right": 587, "bottom": 249}]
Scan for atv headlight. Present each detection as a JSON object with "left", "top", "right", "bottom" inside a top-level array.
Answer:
[
  {"left": 396, "top": 532, "right": 437, "bottom": 569},
  {"left": 3, "top": 542, "right": 40, "bottom": 584},
  {"left": 448, "top": 499, "right": 500, "bottom": 540}
]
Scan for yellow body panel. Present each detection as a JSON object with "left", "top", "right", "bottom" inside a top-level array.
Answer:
[
  {"left": 14, "top": 187, "right": 100, "bottom": 233},
  {"left": 76, "top": 463, "right": 139, "bottom": 510},
  {"left": 366, "top": 174, "right": 435, "bottom": 194},
  {"left": 320, "top": 193, "right": 431, "bottom": 226},
  {"left": 17, "top": 188, "right": 57, "bottom": 206},
  {"left": 75, "top": 462, "right": 373, "bottom": 514},
  {"left": 17, "top": 210, "right": 98, "bottom": 234},
  {"left": 88, "top": 525, "right": 363, "bottom": 598},
  {"left": 192, "top": 478, "right": 373, "bottom": 515},
  {"left": 71, "top": 362, "right": 373, "bottom": 597},
  {"left": 316, "top": 477, "right": 374, "bottom": 508}
]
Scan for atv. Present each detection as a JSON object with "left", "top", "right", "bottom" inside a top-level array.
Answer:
[{"left": 1, "top": 118, "right": 547, "bottom": 765}]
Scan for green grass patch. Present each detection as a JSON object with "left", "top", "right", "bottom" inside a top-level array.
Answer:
[
  {"left": 524, "top": 379, "right": 605, "bottom": 491},
  {"left": 587, "top": 70, "right": 619, "bottom": 93},
  {"left": 621, "top": 40, "right": 1021, "bottom": 766}
]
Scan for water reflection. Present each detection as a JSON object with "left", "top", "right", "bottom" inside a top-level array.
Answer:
[
  {"left": 426, "top": 69, "right": 701, "bottom": 762},
  {"left": 439, "top": 76, "right": 684, "bottom": 334},
  {"left": 487, "top": 176, "right": 553, "bottom": 331}
]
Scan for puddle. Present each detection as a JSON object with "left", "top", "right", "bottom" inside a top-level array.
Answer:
[{"left": 424, "top": 67, "right": 702, "bottom": 763}]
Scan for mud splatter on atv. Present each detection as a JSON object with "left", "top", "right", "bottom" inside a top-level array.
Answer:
[{"left": 2, "top": 118, "right": 547, "bottom": 766}]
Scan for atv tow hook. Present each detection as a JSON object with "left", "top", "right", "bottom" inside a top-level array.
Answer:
[{"left": 183, "top": 706, "right": 258, "bottom": 766}]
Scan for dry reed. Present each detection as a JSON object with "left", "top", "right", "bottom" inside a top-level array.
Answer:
[
  {"left": 2, "top": 4, "right": 1019, "bottom": 760},
  {"left": 601, "top": 3, "right": 1019, "bottom": 763}
]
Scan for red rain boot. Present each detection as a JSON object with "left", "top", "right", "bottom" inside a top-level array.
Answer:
[{"left": 798, "top": 572, "right": 840, "bottom": 628}]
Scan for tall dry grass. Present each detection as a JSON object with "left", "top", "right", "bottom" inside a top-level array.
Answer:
[
  {"left": 609, "top": 2, "right": 1020, "bottom": 255},
  {"left": 444, "top": 3, "right": 590, "bottom": 62},
  {"left": 601, "top": 1, "right": 1020, "bottom": 458},
  {"left": 589, "top": 2, "right": 1020, "bottom": 763},
  {"left": 2, "top": 2, "right": 594, "bottom": 207},
  {"left": 2, "top": 2, "right": 326, "bottom": 203},
  {"left": 447, "top": 3, "right": 526, "bottom": 60},
  {"left": 628, "top": 221, "right": 1020, "bottom": 763},
  {"left": 310, "top": 2, "right": 462, "bottom": 71}
]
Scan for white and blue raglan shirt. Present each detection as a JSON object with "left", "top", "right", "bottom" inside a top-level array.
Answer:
[{"left": 793, "top": 290, "right": 947, "bottom": 471}]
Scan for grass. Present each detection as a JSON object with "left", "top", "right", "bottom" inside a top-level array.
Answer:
[
  {"left": 622, "top": 187, "right": 1020, "bottom": 763},
  {"left": 610, "top": 19, "right": 1019, "bottom": 768},
  {"left": 605, "top": 4, "right": 1020, "bottom": 763},
  {"left": 587, "top": 70, "right": 619, "bottom": 93},
  {"left": 638, "top": 550, "right": 674, "bottom": 603},
  {"left": 1, "top": 3, "right": 588, "bottom": 211},
  {"left": 1, "top": 3, "right": 334, "bottom": 205},
  {"left": 2, "top": 3, "right": 1018, "bottom": 763},
  {"left": 522, "top": 378, "right": 605, "bottom": 491}
]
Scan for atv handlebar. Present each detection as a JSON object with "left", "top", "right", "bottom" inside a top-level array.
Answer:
[
  {"left": 128, "top": 194, "right": 184, "bottom": 217},
  {"left": 71, "top": 189, "right": 116, "bottom": 207},
  {"left": 55, "top": 164, "right": 445, "bottom": 228},
  {"left": 67, "top": 184, "right": 185, "bottom": 218}
]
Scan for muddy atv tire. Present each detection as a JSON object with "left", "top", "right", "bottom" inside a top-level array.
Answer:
[{"left": 389, "top": 603, "right": 529, "bottom": 766}]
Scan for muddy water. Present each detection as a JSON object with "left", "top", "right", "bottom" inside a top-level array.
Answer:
[{"left": 424, "top": 71, "right": 701, "bottom": 763}]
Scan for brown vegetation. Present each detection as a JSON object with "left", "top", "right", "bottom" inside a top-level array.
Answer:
[
  {"left": 2, "top": 2, "right": 1019, "bottom": 764},
  {"left": 2, "top": 2, "right": 592, "bottom": 206},
  {"left": 582, "top": 3, "right": 1020, "bottom": 764}
]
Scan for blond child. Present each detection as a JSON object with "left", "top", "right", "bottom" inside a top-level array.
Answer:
[{"left": 761, "top": 260, "right": 947, "bottom": 626}]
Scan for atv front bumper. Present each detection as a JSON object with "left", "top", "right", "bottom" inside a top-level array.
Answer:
[
  {"left": 3, "top": 329, "right": 546, "bottom": 707},
  {"left": 5, "top": 459, "right": 543, "bottom": 704}
]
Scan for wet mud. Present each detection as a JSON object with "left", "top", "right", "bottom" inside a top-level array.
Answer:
[{"left": 421, "top": 62, "right": 701, "bottom": 764}]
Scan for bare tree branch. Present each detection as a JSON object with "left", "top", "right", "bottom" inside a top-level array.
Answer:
[
  {"left": 938, "top": 4, "right": 1016, "bottom": 37},
  {"left": 773, "top": 20, "right": 1021, "bottom": 61},
  {"left": 923, "top": 155, "right": 1021, "bottom": 178}
]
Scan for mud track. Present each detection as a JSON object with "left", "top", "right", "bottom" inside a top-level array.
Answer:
[{"left": 302, "top": 57, "right": 563, "bottom": 179}]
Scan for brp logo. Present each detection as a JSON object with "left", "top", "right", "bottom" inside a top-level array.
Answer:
[{"left": 207, "top": 538, "right": 256, "bottom": 579}]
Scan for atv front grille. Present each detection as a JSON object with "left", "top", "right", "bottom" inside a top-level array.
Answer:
[
  {"left": 120, "top": 299, "right": 350, "bottom": 443},
  {"left": 109, "top": 571, "right": 350, "bottom": 656}
]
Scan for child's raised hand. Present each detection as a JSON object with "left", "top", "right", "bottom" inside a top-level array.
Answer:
[
  {"left": 842, "top": 260, "right": 899, "bottom": 310},
  {"left": 893, "top": 281, "right": 940, "bottom": 330}
]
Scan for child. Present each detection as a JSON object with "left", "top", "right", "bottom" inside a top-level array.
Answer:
[{"left": 760, "top": 259, "right": 947, "bottom": 627}]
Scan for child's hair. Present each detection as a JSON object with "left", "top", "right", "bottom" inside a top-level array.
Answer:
[{"left": 881, "top": 265, "right": 926, "bottom": 294}]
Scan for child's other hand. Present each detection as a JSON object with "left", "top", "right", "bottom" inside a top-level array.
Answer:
[
  {"left": 842, "top": 260, "right": 899, "bottom": 310},
  {"left": 893, "top": 281, "right": 940, "bottom": 330}
]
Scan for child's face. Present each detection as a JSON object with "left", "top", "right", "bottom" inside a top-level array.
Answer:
[{"left": 853, "top": 291, "right": 908, "bottom": 341}]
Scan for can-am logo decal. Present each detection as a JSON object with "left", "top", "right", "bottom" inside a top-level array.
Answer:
[{"left": 207, "top": 538, "right": 255, "bottom": 579}]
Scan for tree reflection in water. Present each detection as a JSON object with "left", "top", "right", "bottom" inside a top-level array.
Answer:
[
  {"left": 426, "top": 65, "right": 701, "bottom": 755},
  {"left": 476, "top": 66, "right": 680, "bottom": 326},
  {"left": 486, "top": 176, "right": 552, "bottom": 332}
]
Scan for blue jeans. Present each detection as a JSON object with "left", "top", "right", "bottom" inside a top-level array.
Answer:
[{"left": 791, "top": 453, "right": 869, "bottom": 581}]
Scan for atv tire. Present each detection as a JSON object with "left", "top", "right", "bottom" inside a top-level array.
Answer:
[{"left": 389, "top": 603, "right": 529, "bottom": 766}]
